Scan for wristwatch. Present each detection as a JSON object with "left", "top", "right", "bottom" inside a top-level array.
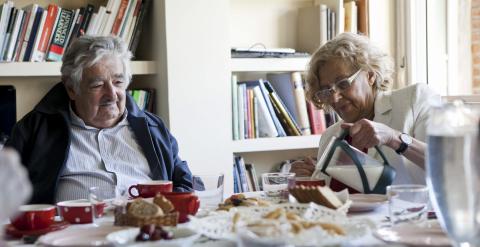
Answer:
[{"left": 395, "top": 133, "right": 412, "bottom": 154}]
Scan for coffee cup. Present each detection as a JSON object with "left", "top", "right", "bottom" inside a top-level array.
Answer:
[
  {"left": 293, "top": 177, "right": 326, "bottom": 187},
  {"left": 128, "top": 180, "right": 173, "bottom": 198},
  {"left": 11, "top": 204, "right": 56, "bottom": 231},
  {"left": 57, "top": 199, "right": 106, "bottom": 224},
  {"left": 162, "top": 192, "right": 200, "bottom": 223}
]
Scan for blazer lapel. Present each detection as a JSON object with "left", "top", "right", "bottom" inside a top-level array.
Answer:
[{"left": 369, "top": 90, "right": 393, "bottom": 159}]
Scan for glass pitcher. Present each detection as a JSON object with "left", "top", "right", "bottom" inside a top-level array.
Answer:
[{"left": 426, "top": 100, "right": 480, "bottom": 247}]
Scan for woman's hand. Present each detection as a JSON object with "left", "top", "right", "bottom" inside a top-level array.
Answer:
[
  {"left": 289, "top": 156, "right": 316, "bottom": 177},
  {"left": 341, "top": 119, "right": 399, "bottom": 150}
]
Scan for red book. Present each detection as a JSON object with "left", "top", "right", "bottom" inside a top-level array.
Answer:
[
  {"left": 307, "top": 102, "right": 326, "bottom": 135},
  {"left": 31, "top": 4, "right": 59, "bottom": 61},
  {"left": 111, "top": 0, "right": 129, "bottom": 35}
]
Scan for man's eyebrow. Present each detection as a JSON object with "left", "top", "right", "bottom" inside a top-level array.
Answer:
[{"left": 113, "top": 73, "right": 125, "bottom": 79}]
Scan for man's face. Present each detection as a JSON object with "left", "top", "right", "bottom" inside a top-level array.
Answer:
[{"left": 66, "top": 56, "right": 128, "bottom": 129}]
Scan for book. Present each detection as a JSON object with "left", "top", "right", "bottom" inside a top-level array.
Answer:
[
  {"left": 46, "top": 8, "right": 74, "bottom": 61},
  {"left": 297, "top": 4, "right": 328, "bottom": 53},
  {"left": 307, "top": 102, "right": 327, "bottom": 134},
  {"left": 314, "top": 0, "right": 344, "bottom": 34},
  {"left": 357, "top": 0, "right": 369, "bottom": 36},
  {"left": 111, "top": 0, "right": 129, "bottom": 35},
  {"left": 344, "top": 0, "right": 357, "bottom": 33},
  {"left": 119, "top": 0, "right": 138, "bottom": 40},
  {"left": 233, "top": 162, "right": 240, "bottom": 193},
  {"left": 247, "top": 88, "right": 253, "bottom": 139},
  {"left": 245, "top": 163, "right": 259, "bottom": 191},
  {"left": 102, "top": 0, "right": 122, "bottom": 35},
  {"left": 67, "top": 7, "right": 85, "bottom": 46},
  {"left": 267, "top": 73, "right": 299, "bottom": 123},
  {"left": 31, "top": 4, "right": 59, "bottom": 62},
  {"left": 5, "top": 9, "right": 25, "bottom": 62},
  {"left": 232, "top": 74, "right": 239, "bottom": 140},
  {"left": 0, "top": 1, "right": 14, "bottom": 60},
  {"left": 291, "top": 72, "right": 311, "bottom": 135},
  {"left": 124, "top": 0, "right": 142, "bottom": 45},
  {"left": 264, "top": 81, "right": 302, "bottom": 136},
  {"left": 129, "top": 0, "right": 150, "bottom": 53},
  {"left": 13, "top": 8, "right": 30, "bottom": 61},
  {"left": 235, "top": 156, "right": 249, "bottom": 192},
  {"left": 237, "top": 83, "right": 246, "bottom": 140},
  {"left": 1, "top": 7, "right": 16, "bottom": 61},
  {"left": 252, "top": 86, "right": 278, "bottom": 138},
  {"left": 24, "top": 7, "right": 45, "bottom": 61},
  {"left": 78, "top": 4, "right": 94, "bottom": 36}
]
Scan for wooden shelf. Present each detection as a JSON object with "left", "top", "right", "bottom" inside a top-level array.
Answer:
[
  {"left": 232, "top": 135, "right": 321, "bottom": 153},
  {"left": 230, "top": 57, "right": 310, "bottom": 72},
  {"left": 0, "top": 61, "right": 156, "bottom": 77}
]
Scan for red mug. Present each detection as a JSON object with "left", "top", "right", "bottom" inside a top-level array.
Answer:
[
  {"left": 162, "top": 192, "right": 200, "bottom": 223},
  {"left": 128, "top": 180, "right": 173, "bottom": 198},
  {"left": 57, "top": 200, "right": 106, "bottom": 224},
  {"left": 11, "top": 204, "right": 56, "bottom": 231},
  {"left": 293, "top": 177, "right": 326, "bottom": 187}
]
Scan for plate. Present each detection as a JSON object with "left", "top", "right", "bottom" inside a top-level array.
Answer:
[
  {"left": 374, "top": 221, "right": 451, "bottom": 246},
  {"left": 5, "top": 221, "right": 69, "bottom": 239},
  {"left": 37, "top": 225, "right": 128, "bottom": 246},
  {"left": 348, "top": 194, "right": 388, "bottom": 212},
  {"left": 106, "top": 226, "right": 200, "bottom": 247}
]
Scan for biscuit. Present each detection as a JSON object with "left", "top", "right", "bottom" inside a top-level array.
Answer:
[
  {"left": 128, "top": 199, "right": 163, "bottom": 219},
  {"left": 153, "top": 194, "right": 175, "bottom": 213}
]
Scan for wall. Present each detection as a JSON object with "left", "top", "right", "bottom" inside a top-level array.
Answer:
[{"left": 473, "top": 0, "right": 480, "bottom": 93}]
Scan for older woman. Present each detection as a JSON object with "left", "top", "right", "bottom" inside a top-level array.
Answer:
[{"left": 293, "top": 33, "right": 440, "bottom": 185}]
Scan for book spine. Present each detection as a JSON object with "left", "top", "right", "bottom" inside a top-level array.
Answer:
[
  {"left": 6, "top": 9, "right": 25, "bottom": 62},
  {"left": 236, "top": 157, "right": 249, "bottom": 192},
  {"left": 47, "top": 8, "right": 74, "bottom": 61},
  {"left": 0, "top": 2, "right": 13, "bottom": 60},
  {"left": 291, "top": 72, "right": 311, "bottom": 135},
  {"left": 264, "top": 81, "right": 302, "bottom": 136},
  {"left": 258, "top": 79, "right": 286, "bottom": 137},
  {"left": 13, "top": 9, "right": 30, "bottom": 61},
  {"left": 307, "top": 102, "right": 326, "bottom": 134},
  {"left": 79, "top": 4, "right": 94, "bottom": 36},
  {"left": 23, "top": 7, "right": 43, "bottom": 61},
  {"left": 125, "top": 0, "right": 142, "bottom": 45},
  {"left": 254, "top": 95, "right": 259, "bottom": 138},
  {"left": 252, "top": 86, "right": 278, "bottom": 137},
  {"left": 119, "top": 0, "right": 137, "bottom": 40},
  {"left": 233, "top": 160, "right": 240, "bottom": 193},
  {"left": 246, "top": 88, "right": 253, "bottom": 139},
  {"left": 129, "top": 0, "right": 150, "bottom": 53},
  {"left": 237, "top": 84, "right": 245, "bottom": 140},
  {"left": 111, "top": 0, "right": 129, "bottom": 35},
  {"left": 31, "top": 4, "right": 59, "bottom": 62},
  {"left": 232, "top": 74, "right": 239, "bottom": 140},
  {"left": 102, "top": 0, "right": 122, "bottom": 35},
  {"left": 1, "top": 7, "right": 16, "bottom": 61}
]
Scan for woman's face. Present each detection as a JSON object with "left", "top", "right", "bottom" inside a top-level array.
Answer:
[{"left": 317, "top": 58, "right": 376, "bottom": 123}]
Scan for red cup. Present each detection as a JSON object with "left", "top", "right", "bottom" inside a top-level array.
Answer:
[
  {"left": 128, "top": 181, "right": 173, "bottom": 198},
  {"left": 11, "top": 204, "right": 56, "bottom": 231},
  {"left": 162, "top": 192, "right": 200, "bottom": 223},
  {"left": 57, "top": 200, "right": 106, "bottom": 224},
  {"left": 293, "top": 177, "right": 326, "bottom": 187}
]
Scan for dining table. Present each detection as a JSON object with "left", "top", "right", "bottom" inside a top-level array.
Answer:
[{"left": 5, "top": 193, "right": 447, "bottom": 247}]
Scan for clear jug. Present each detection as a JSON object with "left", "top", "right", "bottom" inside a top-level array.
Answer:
[{"left": 426, "top": 100, "right": 480, "bottom": 247}]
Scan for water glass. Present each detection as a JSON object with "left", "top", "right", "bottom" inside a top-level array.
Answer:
[
  {"left": 261, "top": 173, "right": 295, "bottom": 202},
  {"left": 387, "top": 184, "right": 429, "bottom": 226},
  {"left": 193, "top": 173, "right": 224, "bottom": 210},
  {"left": 88, "top": 186, "right": 109, "bottom": 225}
]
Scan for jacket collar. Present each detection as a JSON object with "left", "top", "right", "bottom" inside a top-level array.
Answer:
[
  {"left": 373, "top": 90, "right": 393, "bottom": 124},
  {"left": 34, "top": 82, "right": 158, "bottom": 127}
]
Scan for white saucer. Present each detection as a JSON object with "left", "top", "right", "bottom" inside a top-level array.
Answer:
[
  {"left": 374, "top": 221, "right": 451, "bottom": 246},
  {"left": 106, "top": 226, "right": 200, "bottom": 247},
  {"left": 349, "top": 194, "right": 388, "bottom": 212},
  {"left": 37, "top": 225, "right": 128, "bottom": 246}
]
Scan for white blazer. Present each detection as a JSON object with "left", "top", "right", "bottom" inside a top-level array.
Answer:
[{"left": 314, "top": 83, "right": 441, "bottom": 185}]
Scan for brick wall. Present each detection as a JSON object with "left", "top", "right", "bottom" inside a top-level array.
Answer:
[{"left": 473, "top": 0, "right": 480, "bottom": 93}]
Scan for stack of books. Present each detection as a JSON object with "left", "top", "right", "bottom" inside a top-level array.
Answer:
[
  {"left": 231, "top": 72, "right": 338, "bottom": 140},
  {"left": 233, "top": 155, "right": 260, "bottom": 193},
  {"left": 0, "top": 0, "right": 151, "bottom": 63},
  {"left": 127, "top": 88, "right": 155, "bottom": 112}
]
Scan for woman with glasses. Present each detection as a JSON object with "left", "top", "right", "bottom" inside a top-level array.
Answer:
[{"left": 291, "top": 32, "right": 440, "bottom": 185}]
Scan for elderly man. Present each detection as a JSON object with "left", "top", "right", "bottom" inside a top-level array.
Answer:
[{"left": 6, "top": 36, "right": 193, "bottom": 204}]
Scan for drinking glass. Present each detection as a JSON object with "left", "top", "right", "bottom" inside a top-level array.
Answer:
[
  {"left": 426, "top": 101, "right": 480, "bottom": 246},
  {"left": 261, "top": 173, "right": 295, "bottom": 202},
  {"left": 193, "top": 173, "right": 224, "bottom": 210},
  {"left": 88, "top": 186, "right": 109, "bottom": 225},
  {"left": 387, "top": 184, "right": 429, "bottom": 226}
]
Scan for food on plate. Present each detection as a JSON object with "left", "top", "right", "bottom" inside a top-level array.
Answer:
[
  {"left": 233, "top": 208, "right": 346, "bottom": 237},
  {"left": 128, "top": 199, "right": 164, "bottom": 219},
  {"left": 217, "top": 194, "right": 270, "bottom": 210},
  {"left": 115, "top": 194, "right": 179, "bottom": 227},
  {"left": 289, "top": 185, "right": 344, "bottom": 209},
  {"left": 153, "top": 194, "right": 175, "bottom": 213},
  {"left": 135, "top": 224, "right": 173, "bottom": 242}
]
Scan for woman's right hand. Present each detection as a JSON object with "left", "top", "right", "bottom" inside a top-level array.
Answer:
[{"left": 289, "top": 156, "right": 316, "bottom": 177}]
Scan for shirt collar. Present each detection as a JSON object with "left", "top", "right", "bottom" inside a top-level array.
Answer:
[{"left": 69, "top": 103, "right": 129, "bottom": 129}]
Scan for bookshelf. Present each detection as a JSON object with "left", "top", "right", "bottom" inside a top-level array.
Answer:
[
  {"left": 231, "top": 57, "right": 310, "bottom": 72},
  {"left": 232, "top": 135, "right": 321, "bottom": 153}
]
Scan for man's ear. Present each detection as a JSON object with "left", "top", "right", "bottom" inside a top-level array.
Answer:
[
  {"left": 63, "top": 81, "right": 76, "bottom": 100},
  {"left": 368, "top": 71, "right": 376, "bottom": 86}
]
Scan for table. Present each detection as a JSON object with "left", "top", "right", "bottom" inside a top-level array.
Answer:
[{"left": 6, "top": 204, "right": 394, "bottom": 247}]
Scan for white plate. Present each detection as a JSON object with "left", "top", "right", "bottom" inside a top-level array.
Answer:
[
  {"left": 106, "top": 226, "right": 200, "bottom": 247},
  {"left": 37, "top": 225, "right": 128, "bottom": 246},
  {"left": 349, "top": 194, "right": 388, "bottom": 212},
  {"left": 374, "top": 221, "right": 451, "bottom": 246}
]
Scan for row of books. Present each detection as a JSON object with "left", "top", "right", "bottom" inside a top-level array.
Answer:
[
  {"left": 231, "top": 72, "right": 338, "bottom": 140},
  {"left": 298, "top": 0, "right": 369, "bottom": 53},
  {"left": 233, "top": 156, "right": 260, "bottom": 193},
  {"left": 127, "top": 88, "right": 155, "bottom": 112},
  {"left": 0, "top": 0, "right": 150, "bottom": 63}
]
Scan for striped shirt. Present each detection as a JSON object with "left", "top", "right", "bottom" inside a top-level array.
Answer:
[{"left": 54, "top": 105, "right": 152, "bottom": 202}]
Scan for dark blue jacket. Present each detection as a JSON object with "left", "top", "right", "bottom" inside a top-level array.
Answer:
[{"left": 6, "top": 83, "right": 193, "bottom": 204}]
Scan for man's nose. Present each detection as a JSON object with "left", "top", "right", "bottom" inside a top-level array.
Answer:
[{"left": 103, "top": 81, "right": 117, "bottom": 99}]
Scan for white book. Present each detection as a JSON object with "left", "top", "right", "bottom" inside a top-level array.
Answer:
[
  {"left": 120, "top": 0, "right": 137, "bottom": 40},
  {"left": 102, "top": 0, "right": 122, "bottom": 35},
  {"left": 237, "top": 84, "right": 246, "bottom": 140},
  {"left": 18, "top": 4, "right": 39, "bottom": 61},
  {"left": 232, "top": 74, "right": 239, "bottom": 140},
  {"left": 118, "top": 0, "right": 133, "bottom": 38},
  {"left": 85, "top": 12, "right": 97, "bottom": 35},
  {"left": 125, "top": 0, "right": 141, "bottom": 45},
  {"left": 5, "top": 9, "right": 24, "bottom": 61},
  {"left": 91, "top": 6, "right": 107, "bottom": 35},
  {"left": 137, "top": 90, "right": 146, "bottom": 110},
  {"left": 30, "top": 9, "right": 47, "bottom": 62},
  {"left": 315, "top": 0, "right": 344, "bottom": 34},
  {"left": 253, "top": 86, "right": 278, "bottom": 138},
  {"left": 291, "top": 72, "right": 311, "bottom": 135},
  {"left": 319, "top": 5, "right": 328, "bottom": 46},
  {"left": 0, "top": 1, "right": 14, "bottom": 61}
]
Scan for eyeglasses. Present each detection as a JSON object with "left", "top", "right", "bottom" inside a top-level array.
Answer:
[{"left": 314, "top": 69, "right": 362, "bottom": 102}]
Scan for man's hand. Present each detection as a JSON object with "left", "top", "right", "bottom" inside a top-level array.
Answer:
[
  {"left": 341, "top": 119, "right": 399, "bottom": 150},
  {"left": 0, "top": 148, "right": 32, "bottom": 221},
  {"left": 289, "top": 156, "right": 316, "bottom": 177}
]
